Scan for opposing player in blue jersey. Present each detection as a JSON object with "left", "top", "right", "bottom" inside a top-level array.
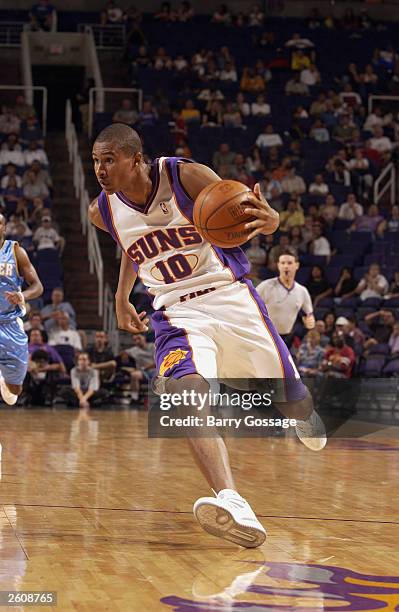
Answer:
[{"left": 0, "top": 213, "right": 43, "bottom": 406}]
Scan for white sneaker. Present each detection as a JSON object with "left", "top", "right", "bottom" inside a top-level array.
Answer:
[
  {"left": 295, "top": 409, "right": 327, "bottom": 451},
  {"left": 0, "top": 374, "right": 18, "bottom": 406},
  {"left": 193, "top": 489, "right": 266, "bottom": 548}
]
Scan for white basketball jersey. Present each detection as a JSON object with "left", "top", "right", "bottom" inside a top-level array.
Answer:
[{"left": 98, "top": 156, "right": 249, "bottom": 310}]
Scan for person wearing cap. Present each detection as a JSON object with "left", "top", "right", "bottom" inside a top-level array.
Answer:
[
  {"left": 257, "top": 247, "right": 315, "bottom": 347},
  {"left": 335, "top": 316, "right": 355, "bottom": 350},
  {"left": 33, "top": 215, "right": 60, "bottom": 251}
]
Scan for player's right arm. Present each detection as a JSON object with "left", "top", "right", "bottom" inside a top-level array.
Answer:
[
  {"left": 115, "top": 252, "right": 149, "bottom": 333},
  {"left": 88, "top": 197, "right": 108, "bottom": 232}
]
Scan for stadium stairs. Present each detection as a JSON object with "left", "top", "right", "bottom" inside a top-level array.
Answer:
[{"left": 46, "top": 131, "right": 102, "bottom": 328}]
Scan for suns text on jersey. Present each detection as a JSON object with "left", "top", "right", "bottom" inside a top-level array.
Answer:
[{"left": 127, "top": 226, "right": 202, "bottom": 265}]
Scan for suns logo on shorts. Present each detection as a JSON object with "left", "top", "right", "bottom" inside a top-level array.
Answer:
[{"left": 159, "top": 349, "right": 188, "bottom": 376}]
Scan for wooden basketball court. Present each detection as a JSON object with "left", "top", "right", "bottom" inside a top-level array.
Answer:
[{"left": 0, "top": 407, "right": 398, "bottom": 611}]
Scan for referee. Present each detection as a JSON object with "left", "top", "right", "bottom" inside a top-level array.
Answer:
[{"left": 257, "top": 247, "right": 315, "bottom": 347}]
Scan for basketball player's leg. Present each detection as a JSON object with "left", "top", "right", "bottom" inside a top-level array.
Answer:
[
  {"left": 152, "top": 308, "right": 266, "bottom": 547},
  {"left": 0, "top": 320, "right": 28, "bottom": 405}
]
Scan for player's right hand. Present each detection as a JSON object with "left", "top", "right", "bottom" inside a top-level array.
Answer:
[{"left": 115, "top": 300, "right": 149, "bottom": 334}]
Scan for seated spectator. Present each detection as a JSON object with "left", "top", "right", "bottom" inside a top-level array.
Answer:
[
  {"left": 356, "top": 263, "right": 389, "bottom": 301},
  {"left": 212, "top": 4, "right": 232, "bottom": 24},
  {"left": 254, "top": 59, "right": 272, "bottom": 83},
  {"left": 154, "top": 1, "right": 176, "bottom": 21},
  {"left": 220, "top": 61, "right": 238, "bottom": 82},
  {"left": 246, "top": 236, "right": 267, "bottom": 275},
  {"left": 267, "top": 234, "right": 290, "bottom": 271},
  {"left": 285, "top": 32, "right": 314, "bottom": 49},
  {"left": 68, "top": 353, "right": 105, "bottom": 409},
  {"left": 246, "top": 145, "right": 264, "bottom": 174},
  {"left": 259, "top": 171, "right": 282, "bottom": 207},
  {"left": 27, "top": 197, "right": 46, "bottom": 228},
  {"left": 338, "top": 193, "right": 363, "bottom": 220},
  {"left": 24, "top": 141, "right": 48, "bottom": 167},
  {"left": 5, "top": 213, "right": 31, "bottom": 239},
  {"left": 300, "top": 214, "right": 315, "bottom": 246},
  {"left": 320, "top": 331, "right": 355, "bottom": 378},
  {"left": 0, "top": 134, "right": 24, "bottom": 168},
  {"left": 388, "top": 321, "right": 399, "bottom": 355},
  {"left": 112, "top": 99, "right": 138, "bottom": 125},
  {"left": 307, "top": 265, "right": 333, "bottom": 306},
  {"left": 14, "top": 95, "right": 36, "bottom": 122},
  {"left": 24, "top": 310, "right": 45, "bottom": 333},
  {"left": 0, "top": 107, "right": 20, "bottom": 134},
  {"left": 126, "top": 334, "right": 155, "bottom": 373},
  {"left": 212, "top": 143, "right": 235, "bottom": 174},
  {"left": 320, "top": 194, "right": 338, "bottom": 226},
  {"left": 23, "top": 159, "right": 52, "bottom": 190},
  {"left": 176, "top": 1, "right": 194, "bottom": 22},
  {"left": 180, "top": 99, "right": 201, "bottom": 124},
  {"left": 339, "top": 84, "right": 362, "bottom": 108},
  {"left": 28, "top": 329, "right": 65, "bottom": 372},
  {"left": 154, "top": 46, "right": 173, "bottom": 71},
  {"left": 33, "top": 215, "right": 62, "bottom": 252},
  {"left": 41, "top": 287, "right": 77, "bottom": 332},
  {"left": 173, "top": 54, "right": 189, "bottom": 72},
  {"left": 349, "top": 204, "right": 383, "bottom": 233},
  {"left": 1, "top": 176, "right": 24, "bottom": 216},
  {"left": 309, "top": 93, "right": 327, "bottom": 116},
  {"left": 368, "top": 126, "right": 393, "bottom": 155},
  {"left": 343, "top": 317, "right": 365, "bottom": 351},
  {"left": 279, "top": 199, "right": 305, "bottom": 232},
  {"left": 20, "top": 116, "right": 43, "bottom": 146},
  {"left": 251, "top": 94, "right": 270, "bottom": 116},
  {"left": 49, "top": 311, "right": 82, "bottom": 350},
  {"left": 388, "top": 271, "right": 399, "bottom": 298},
  {"left": 293, "top": 105, "right": 308, "bottom": 120},
  {"left": 285, "top": 74, "right": 309, "bottom": 96},
  {"left": 288, "top": 225, "right": 306, "bottom": 254},
  {"left": 1, "top": 163, "right": 21, "bottom": 189},
  {"left": 379, "top": 205, "right": 399, "bottom": 235},
  {"left": 25, "top": 348, "right": 63, "bottom": 406},
  {"left": 29, "top": 0, "right": 55, "bottom": 31},
  {"left": 320, "top": 100, "right": 339, "bottom": 129},
  {"left": 14, "top": 221, "right": 34, "bottom": 252},
  {"left": 136, "top": 101, "right": 158, "bottom": 127},
  {"left": 291, "top": 50, "right": 311, "bottom": 72},
  {"left": 332, "top": 160, "right": 351, "bottom": 187},
  {"left": 89, "top": 330, "right": 115, "bottom": 380},
  {"left": 256, "top": 124, "right": 283, "bottom": 149},
  {"left": 309, "top": 174, "right": 329, "bottom": 195},
  {"left": 105, "top": 0, "right": 124, "bottom": 23},
  {"left": 240, "top": 68, "right": 265, "bottom": 93},
  {"left": 23, "top": 170, "right": 50, "bottom": 202},
  {"left": 222, "top": 102, "right": 243, "bottom": 128},
  {"left": 300, "top": 64, "right": 321, "bottom": 87},
  {"left": 296, "top": 330, "right": 324, "bottom": 377},
  {"left": 310, "top": 119, "right": 330, "bottom": 143},
  {"left": 272, "top": 157, "right": 292, "bottom": 182},
  {"left": 309, "top": 224, "right": 331, "bottom": 257},
  {"left": 234, "top": 92, "right": 250, "bottom": 117},
  {"left": 334, "top": 267, "right": 357, "bottom": 301},
  {"left": 324, "top": 312, "right": 336, "bottom": 340},
  {"left": 363, "top": 106, "right": 386, "bottom": 132},
  {"left": 281, "top": 166, "right": 306, "bottom": 196},
  {"left": 364, "top": 309, "right": 396, "bottom": 347},
  {"left": 315, "top": 320, "right": 330, "bottom": 347},
  {"left": 347, "top": 150, "right": 373, "bottom": 198},
  {"left": 333, "top": 115, "right": 356, "bottom": 144}
]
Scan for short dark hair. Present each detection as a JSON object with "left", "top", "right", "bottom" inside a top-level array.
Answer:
[
  {"left": 94, "top": 123, "right": 142, "bottom": 156},
  {"left": 279, "top": 246, "right": 299, "bottom": 261}
]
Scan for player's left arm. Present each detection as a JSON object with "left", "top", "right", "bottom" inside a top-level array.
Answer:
[
  {"left": 5, "top": 244, "right": 43, "bottom": 305},
  {"left": 302, "top": 288, "right": 315, "bottom": 329},
  {"left": 179, "top": 162, "right": 280, "bottom": 238}
]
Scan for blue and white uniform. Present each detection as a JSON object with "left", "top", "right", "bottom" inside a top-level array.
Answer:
[
  {"left": 0, "top": 240, "right": 28, "bottom": 386},
  {"left": 98, "top": 157, "right": 307, "bottom": 400}
]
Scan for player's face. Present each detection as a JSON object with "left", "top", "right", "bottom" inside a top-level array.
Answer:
[
  {"left": 278, "top": 255, "right": 299, "bottom": 280},
  {"left": 92, "top": 142, "right": 138, "bottom": 194}
]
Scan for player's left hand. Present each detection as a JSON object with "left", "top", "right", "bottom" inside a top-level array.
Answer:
[
  {"left": 244, "top": 184, "right": 280, "bottom": 239},
  {"left": 4, "top": 291, "right": 25, "bottom": 306}
]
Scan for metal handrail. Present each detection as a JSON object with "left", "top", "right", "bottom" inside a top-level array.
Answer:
[
  {"left": 65, "top": 99, "right": 104, "bottom": 317},
  {"left": 373, "top": 162, "right": 396, "bottom": 207},
  {"left": 0, "top": 85, "right": 48, "bottom": 138},
  {"left": 368, "top": 95, "right": 399, "bottom": 114},
  {"left": 77, "top": 23, "right": 126, "bottom": 49},
  {"left": 88, "top": 87, "right": 143, "bottom": 139}
]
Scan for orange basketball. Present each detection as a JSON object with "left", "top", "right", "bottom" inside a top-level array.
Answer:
[{"left": 193, "top": 180, "right": 257, "bottom": 248}]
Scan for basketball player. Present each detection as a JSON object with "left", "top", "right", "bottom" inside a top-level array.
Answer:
[
  {"left": 0, "top": 213, "right": 43, "bottom": 419},
  {"left": 89, "top": 124, "right": 326, "bottom": 548},
  {"left": 257, "top": 247, "right": 315, "bottom": 347}
]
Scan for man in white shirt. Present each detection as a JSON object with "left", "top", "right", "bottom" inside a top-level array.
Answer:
[
  {"left": 256, "top": 124, "right": 283, "bottom": 149},
  {"left": 281, "top": 167, "right": 306, "bottom": 195},
  {"left": 308, "top": 174, "right": 329, "bottom": 195},
  {"left": 220, "top": 62, "right": 238, "bottom": 82},
  {"left": 33, "top": 216, "right": 60, "bottom": 250},
  {"left": 24, "top": 141, "right": 49, "bottom": 167},
  {"left": 251, "top": 94, "right": 271, "bottom": 116},
  {"left": 310, "top": 223, "right": 331, "bottom": 256},
  {"left": 49, "top": 311, "right": 82, "bottom": 350},
  {"left": 0, "top": 163, "right": 22, "bottom": 189},
  {"left": 338, "top": 193, "right": 363, "bottom": 220},
  {"left": 300, "top": 64, "right": 320, "bottom": 86},
  {"left": 257, "top": 247, "right": 314, "bottom": 346},
  {"left": 368, "top": 126, "right": 393, "bottom": 154}
]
